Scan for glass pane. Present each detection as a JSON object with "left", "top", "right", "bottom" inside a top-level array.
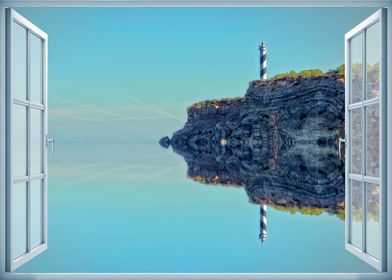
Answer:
[
  {"left": 350, "top": 33, "right": 363, "bottom": 104},
  {"left": 366, "top": 22, "right": 381, "bottom": 99},
  {"left": 366, "top": 182, "right": 380, "bottom": 259},
  {"left": 351, "top": 109, "right": 362, "bottom": 174},
  {"left": 350, "top": 180, "right": 363, "bottom": 249},
  {"left": 13, "top": 105, "right": 27, "bottom": 177},
  {"left": 30, "top": 180, "right": 42, "bottom": 249},
  {"left": 12, "top": 22, "right": 27, "bottom": 100},
  {"left": 12, "top": 182, "right": 27, "bottom": 259},
  {"left": 31, "top": 109, "right": 43, "bottom": 174},
  {"left": 30, "top": 34, "right": 43, "bottom": 104},
  {"left": 366, "top": 104, "right": 379, "bottom": 177}
]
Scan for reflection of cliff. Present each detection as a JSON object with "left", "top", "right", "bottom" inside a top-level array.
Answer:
[
  {"left": 161, "top": 75, "right": 346, "bottom": 216},
  {"left": 176, "top": 140, "right": 345, "bottom": 214}
]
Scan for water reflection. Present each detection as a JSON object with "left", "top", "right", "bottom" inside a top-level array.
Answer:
[
  {"left": 167, "top": 139, "right": 345, "bottom": 215},
  {"left": 162, "top": 134, "right": 347, "bottom": 243}
]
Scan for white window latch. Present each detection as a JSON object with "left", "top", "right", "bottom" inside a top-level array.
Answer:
[{"left": 46, "top": 136, "right": 55, "bottom": 160}]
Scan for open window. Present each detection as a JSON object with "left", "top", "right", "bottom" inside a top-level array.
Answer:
[
  {"left": 344, "top": 9, "right": 387, "bottom": 272},
  {"left": 5, "top": 9, "right": 48, "bottom": 272},
  {"left": 0, "top": 2, "right": 390, "bottom": 278}
]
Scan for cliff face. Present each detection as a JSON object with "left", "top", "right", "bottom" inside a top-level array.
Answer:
[{"left": 162, "top": 74, "right": 345, "bottom": 213}]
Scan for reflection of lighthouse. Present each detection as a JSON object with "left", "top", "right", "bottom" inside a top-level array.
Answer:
[
  {"left": 259, "top": 41, "right": 267, "bottom": 244},
  {"left": 259, "top": 204, "right": 267, "bottom": 243}
]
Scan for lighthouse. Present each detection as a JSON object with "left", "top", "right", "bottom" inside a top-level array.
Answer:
[{"left": 259, "top": 41, "right": 267, "bottom": 80}]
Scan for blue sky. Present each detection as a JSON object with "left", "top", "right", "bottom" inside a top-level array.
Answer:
[{"left": 16, "top": 7, "right": 377, "bottom": 142}]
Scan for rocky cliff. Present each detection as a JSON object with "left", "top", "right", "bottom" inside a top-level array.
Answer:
[{"left": 160, "top": 74, "right": 346, "bottom": 215}]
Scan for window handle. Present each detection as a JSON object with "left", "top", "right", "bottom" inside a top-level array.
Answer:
[
  {"left": 46, "top": 137, "right": 55, "bottom": 160},
  {"left": 339, "top": 138, "right": 345, "bottom": 160}
]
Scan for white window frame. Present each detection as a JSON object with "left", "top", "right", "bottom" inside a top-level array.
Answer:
[
  {"left": 0, "top": 1, "right": 391, "bottom": 280},
  {"left": 5, "top": 8, "right": 48, "bottom": 272},
  {"left": 344, "top": 9, "right": 387, "bottom": 272}
]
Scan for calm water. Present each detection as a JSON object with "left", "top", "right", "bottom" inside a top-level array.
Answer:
[{"left": 16, "top": 138, "right": 376, "bottom": 273}]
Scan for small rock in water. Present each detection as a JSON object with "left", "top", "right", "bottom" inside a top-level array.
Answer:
[{"left": 159, "top": 136, "right": 171, "bottom": 148}]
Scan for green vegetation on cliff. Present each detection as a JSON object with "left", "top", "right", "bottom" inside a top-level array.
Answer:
[
  {"left": 273, "top": 69, "right": 324, "bottom": 79},
  {"left": 327, "top": 64, "right": 345, "bottom": 75},
  {"left": 273, "top": 64, "right": 345, "bottom": 80}
]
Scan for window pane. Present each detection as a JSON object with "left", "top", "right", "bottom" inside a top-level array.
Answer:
[
  {"left": 30, "top": 180, "right": 42, "bottom": 250},
  {"left": 366, "top": 182, "right": 380, "bottom": 259},
  {"left": 30, "top": 34, "right": 43, "bottom": 104},
  {"left": 351, "top": 180, "right": 363, "bottom": 249},
  {"left": 350, "top": 33, "right": 363, "bottom": 104},
  {"left": 12, "top": 22, "right": 27, "bottom": 101},
  {"left": 366, "top": 103, "right": 379, "bottom": 177},
  {"left": 13, "top": 105, "right": 27, "bottom": 177},
  {"left": 31, "top": 109, "right": 43, "bottom": 174},
  {"left": 366, "top": 22, "right": 380, "bottom": 100},
  {"left": 13, "top": 182, "right": 27, "bottom": 259},
  {"left": 351, "top": 109, "right": 362, "bottom": 174}
]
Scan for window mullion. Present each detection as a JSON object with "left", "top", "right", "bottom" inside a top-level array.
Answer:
[
  {"left": 26, "top": 29, "right": 31, "bottom": 254},
  {"left": 361, "top": 29, "right": 367, "bottom": 254}
]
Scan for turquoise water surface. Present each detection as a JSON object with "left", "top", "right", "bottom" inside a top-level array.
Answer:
[{"left": 16, "top": 138, "right": 376, "bottom": 273}]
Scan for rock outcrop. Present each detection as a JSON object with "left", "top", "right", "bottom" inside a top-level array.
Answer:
[
  {"left": 161, "top": 74, "right": 346, "bottom": 215},
  {"left": 159, "top": 136, "right": 171, "bottom": 148}
]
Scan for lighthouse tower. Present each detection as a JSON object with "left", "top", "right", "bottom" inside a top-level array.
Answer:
[{"left": 259, "top": 41, "right": 267, "bottom": 80}]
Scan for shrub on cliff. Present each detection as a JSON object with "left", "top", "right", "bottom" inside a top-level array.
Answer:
[
  {"left": 273, "top": 65, "right": 347, "bottom": 80},
  {"left": 273, "top": 69, "right": 324, "bottom": 79},
  {"left": 299, "top": 69, "right": 324, "bottom": 77},
  {"left": 327, "top": 64, "right": 345, "bottom": 75},
  {"left": 273, "top": 70, "right": 299, "bottom": 79}
]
